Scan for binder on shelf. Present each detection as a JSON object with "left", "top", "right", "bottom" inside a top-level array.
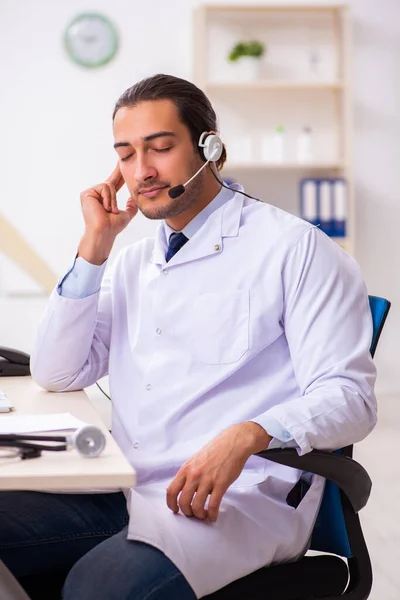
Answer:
[
  {"left": 299, "top": 178, "right": 347, "bottom": 238},
  {"left": 319, "top": 180, "right": 334, "bottom": 237},
  {"left": 300, "top": 179, "right": 318, "bottom": 227},
  {"left": 332, "top": 179, "right": 347, "bottom": 237}
]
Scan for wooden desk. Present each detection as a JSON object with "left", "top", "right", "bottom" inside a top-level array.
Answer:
[{"left": 0, "top": 377, "right": 136, "bottom": 491}]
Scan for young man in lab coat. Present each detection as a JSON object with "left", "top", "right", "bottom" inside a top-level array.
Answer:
[{"left": 0, "top": 74, "right": 376, "bottom": 599}]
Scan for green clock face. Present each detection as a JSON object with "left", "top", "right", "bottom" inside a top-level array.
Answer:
[{"left": 64, "top": 13, "right": 119, "bottom": 68}]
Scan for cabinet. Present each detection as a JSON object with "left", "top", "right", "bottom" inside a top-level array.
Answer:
[{"left": 193, "top": 3, "right": 353, "bottom": 253}]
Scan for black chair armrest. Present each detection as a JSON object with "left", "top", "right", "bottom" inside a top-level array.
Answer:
[{"left": 255, "top": 448, "right": 371, "bottom": 513}]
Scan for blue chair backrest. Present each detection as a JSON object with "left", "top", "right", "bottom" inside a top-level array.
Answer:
[{"left": 310, "top": 295, "right": 390, "bottom": 557}]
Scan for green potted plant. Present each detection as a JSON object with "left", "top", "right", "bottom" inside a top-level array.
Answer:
[{"left": 227, "top": 40, "right": 265, "bottom": 82}]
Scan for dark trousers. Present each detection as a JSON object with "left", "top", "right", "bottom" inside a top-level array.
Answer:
[{"left": 0, "top": 491, "right": 196, "bottom": 600}]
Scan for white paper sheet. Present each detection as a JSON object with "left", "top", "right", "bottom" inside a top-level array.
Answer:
[{"left": 0, "top": 413, "right": 89, "bottom": 434}]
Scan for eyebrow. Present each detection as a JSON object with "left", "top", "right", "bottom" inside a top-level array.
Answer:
[{"left": 113, "top": 131, "right": 176, "bottom": 148}]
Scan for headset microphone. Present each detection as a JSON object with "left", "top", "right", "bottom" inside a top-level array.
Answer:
[
  {"left": 168, "top": 184, "right": 186, "bottom": 199},
  {"left": 168, "top": 133, "right": 223, "bottom": 199}
]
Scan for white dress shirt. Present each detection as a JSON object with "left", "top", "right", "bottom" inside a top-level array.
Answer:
[{"left": 31, "top": 184, "right": 376, "bottom": 597}]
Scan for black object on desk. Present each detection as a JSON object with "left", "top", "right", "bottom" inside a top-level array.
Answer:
[{"left": 0, "top": 346, "right": 31, "bottom": 376}]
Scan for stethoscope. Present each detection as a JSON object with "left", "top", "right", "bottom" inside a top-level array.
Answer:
[{"left": 0, "top": 426, "right": 106, "bottom": 460}]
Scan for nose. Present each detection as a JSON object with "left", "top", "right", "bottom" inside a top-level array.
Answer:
[{"left": 134, "top": 153, "right": 157, "bottom": 183}]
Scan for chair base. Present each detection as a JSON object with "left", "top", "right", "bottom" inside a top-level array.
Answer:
[{"left": 203, "top": 555, "right": 349, "bottom": 600}]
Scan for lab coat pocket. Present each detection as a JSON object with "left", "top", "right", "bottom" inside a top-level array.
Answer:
[{"left": 187, "top": 289, "right": 250, "bottom": 364}]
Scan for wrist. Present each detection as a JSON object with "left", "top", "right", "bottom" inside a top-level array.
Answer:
[
  {"left": 77, "top": 231, "right": 115, "bottom": 265},
  {"left": 240, "top": 421, "right": 272, "bottom": 455}
]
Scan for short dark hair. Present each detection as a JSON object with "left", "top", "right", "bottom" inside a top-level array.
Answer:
[{"left": 112, "top": 74, "right": 227, "bottom": 170}]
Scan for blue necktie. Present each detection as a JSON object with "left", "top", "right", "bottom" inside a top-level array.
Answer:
[{"left": 165, "top": 232, "right": 188, "bottom": 262}]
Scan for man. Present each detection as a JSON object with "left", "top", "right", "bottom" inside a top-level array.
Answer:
[{"left": 0, "top": 74, "right": 376, "bottom": 599}]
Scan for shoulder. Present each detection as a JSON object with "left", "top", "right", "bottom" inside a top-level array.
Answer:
[
  {"left": 237, "top": 194, "right": 360, "bottom": 273},
  {"left": 238, "top": 194, "right": 315, "bottom": 254}
]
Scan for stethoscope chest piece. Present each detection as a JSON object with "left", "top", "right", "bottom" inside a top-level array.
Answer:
[{"left": 68, "top": 426, "right": 106, "bottom": 458}]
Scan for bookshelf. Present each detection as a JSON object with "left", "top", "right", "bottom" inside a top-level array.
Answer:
[{"left": 193, "top": 3, "right": 353, "bottom": 254}]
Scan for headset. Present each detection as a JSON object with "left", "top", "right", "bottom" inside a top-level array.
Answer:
[
  {"left": 168, "top": 132, "right": 262, "bottom": 202},
  {"left": 0, "top": 425, "right": 106, "bottom": 460}
]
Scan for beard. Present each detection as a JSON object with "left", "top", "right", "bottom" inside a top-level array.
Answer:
[{"left": 134, "top": 156, "right": 206, "bottom": 221}]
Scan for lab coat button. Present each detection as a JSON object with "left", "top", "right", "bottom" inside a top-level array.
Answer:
[
  {"left": 133, "top": 442, "right": 139, "bottom": 449},
  {"left": 156, "top": 328, "right": 162, "bottom": 335},
  {"left": 163, "top": 269, "right": 169, "bottom": 275},
  {"left": 146, "top": 384, "right": 151, "bottom": 391},
  {"left": 214, "top": 244, "right": 221, "bottom": 252}
]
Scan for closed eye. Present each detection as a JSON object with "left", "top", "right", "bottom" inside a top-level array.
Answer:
[
  {"left": 120, "top": 147, "right": 171, "bottom": 161},
  {"left": 153, "top": 147, "right": 172, "bottom": 153}
]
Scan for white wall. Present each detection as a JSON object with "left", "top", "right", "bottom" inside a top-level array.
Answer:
[
  {"left": 351, "top": 0, "right": 400, "bottom": 393},
  {"left": 0, "top": 0, "right": 399, "bottom": 392},
  {"left": 0, "top": 0, "right": 196, "bottom": 289}
]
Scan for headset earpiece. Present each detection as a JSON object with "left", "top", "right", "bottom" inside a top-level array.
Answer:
[
  {"left": 198, "top": 132, "right": 223, "bottom": 162},
  {"left": 168, "top": 132, "right": 224, "bottom": 199}
]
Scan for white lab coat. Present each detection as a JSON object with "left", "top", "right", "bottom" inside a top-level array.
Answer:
[{"left": 31, "top": 190, "right": 377, "bottom": 598}]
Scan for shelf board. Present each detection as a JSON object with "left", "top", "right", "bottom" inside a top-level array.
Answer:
[
  {"left": 206, "top": 81, "right": 344, "bottom": 91},
  {"left": 204, "top": 4, "right": 348, "bottom": 12},
  {"left": 223, "top": 162, "right": 346, "bottom": 171}
]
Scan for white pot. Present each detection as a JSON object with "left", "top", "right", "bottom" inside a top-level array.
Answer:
[{"left": 232, "top": 56, "right": 261, "bottom": 83}]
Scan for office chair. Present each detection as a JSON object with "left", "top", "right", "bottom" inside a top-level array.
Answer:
[{"left": 204, "top": 295, "right": 391, "bottom": 600}]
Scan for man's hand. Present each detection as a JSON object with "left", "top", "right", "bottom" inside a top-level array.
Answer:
[
  {"left": 78, "top": 163, "right": 138, "bottom": 265},
  {"left": 166, "top": 422, "right": 272, "bottom": 522}
]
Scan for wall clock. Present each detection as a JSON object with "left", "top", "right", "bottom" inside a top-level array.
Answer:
[{"left": 64, "top": 13, "right": 119, "bottom": 68}]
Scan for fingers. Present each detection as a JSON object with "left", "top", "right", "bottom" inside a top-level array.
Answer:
[
  {"left": 82, "top": 183, "right": 119, "bottom": 214},
  {"left": 105, "top": 164, "right": 125, "bottom": 213},
  {"left": 104, "top": 182, "right": 119, "bottom": 214},
  {"left": 166, "top": 473, "right": 186, "bottom": 514},
  {"left": 80, "top": 164, "right": 124, "bottom": 215},
  {"left": 100, "top": 183, "right": 112, "bottom": 212},
  {"left": 106, "top": 163, "right": 125, "bottom": 192},
  {"left": 167, "top": 473, "right": 216, "bottom": 520},
  {"left": 177, "top": 481, "right": 199, "bottom": 518},
  {"left": 96, "top": 183, "right": 117, "bottom": 214},
  {"left": 191, "top": 484, "right": 213, "bottom": 520},
  {"left": 207, "top": 488, "right": 224, "bottom": 522}
]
